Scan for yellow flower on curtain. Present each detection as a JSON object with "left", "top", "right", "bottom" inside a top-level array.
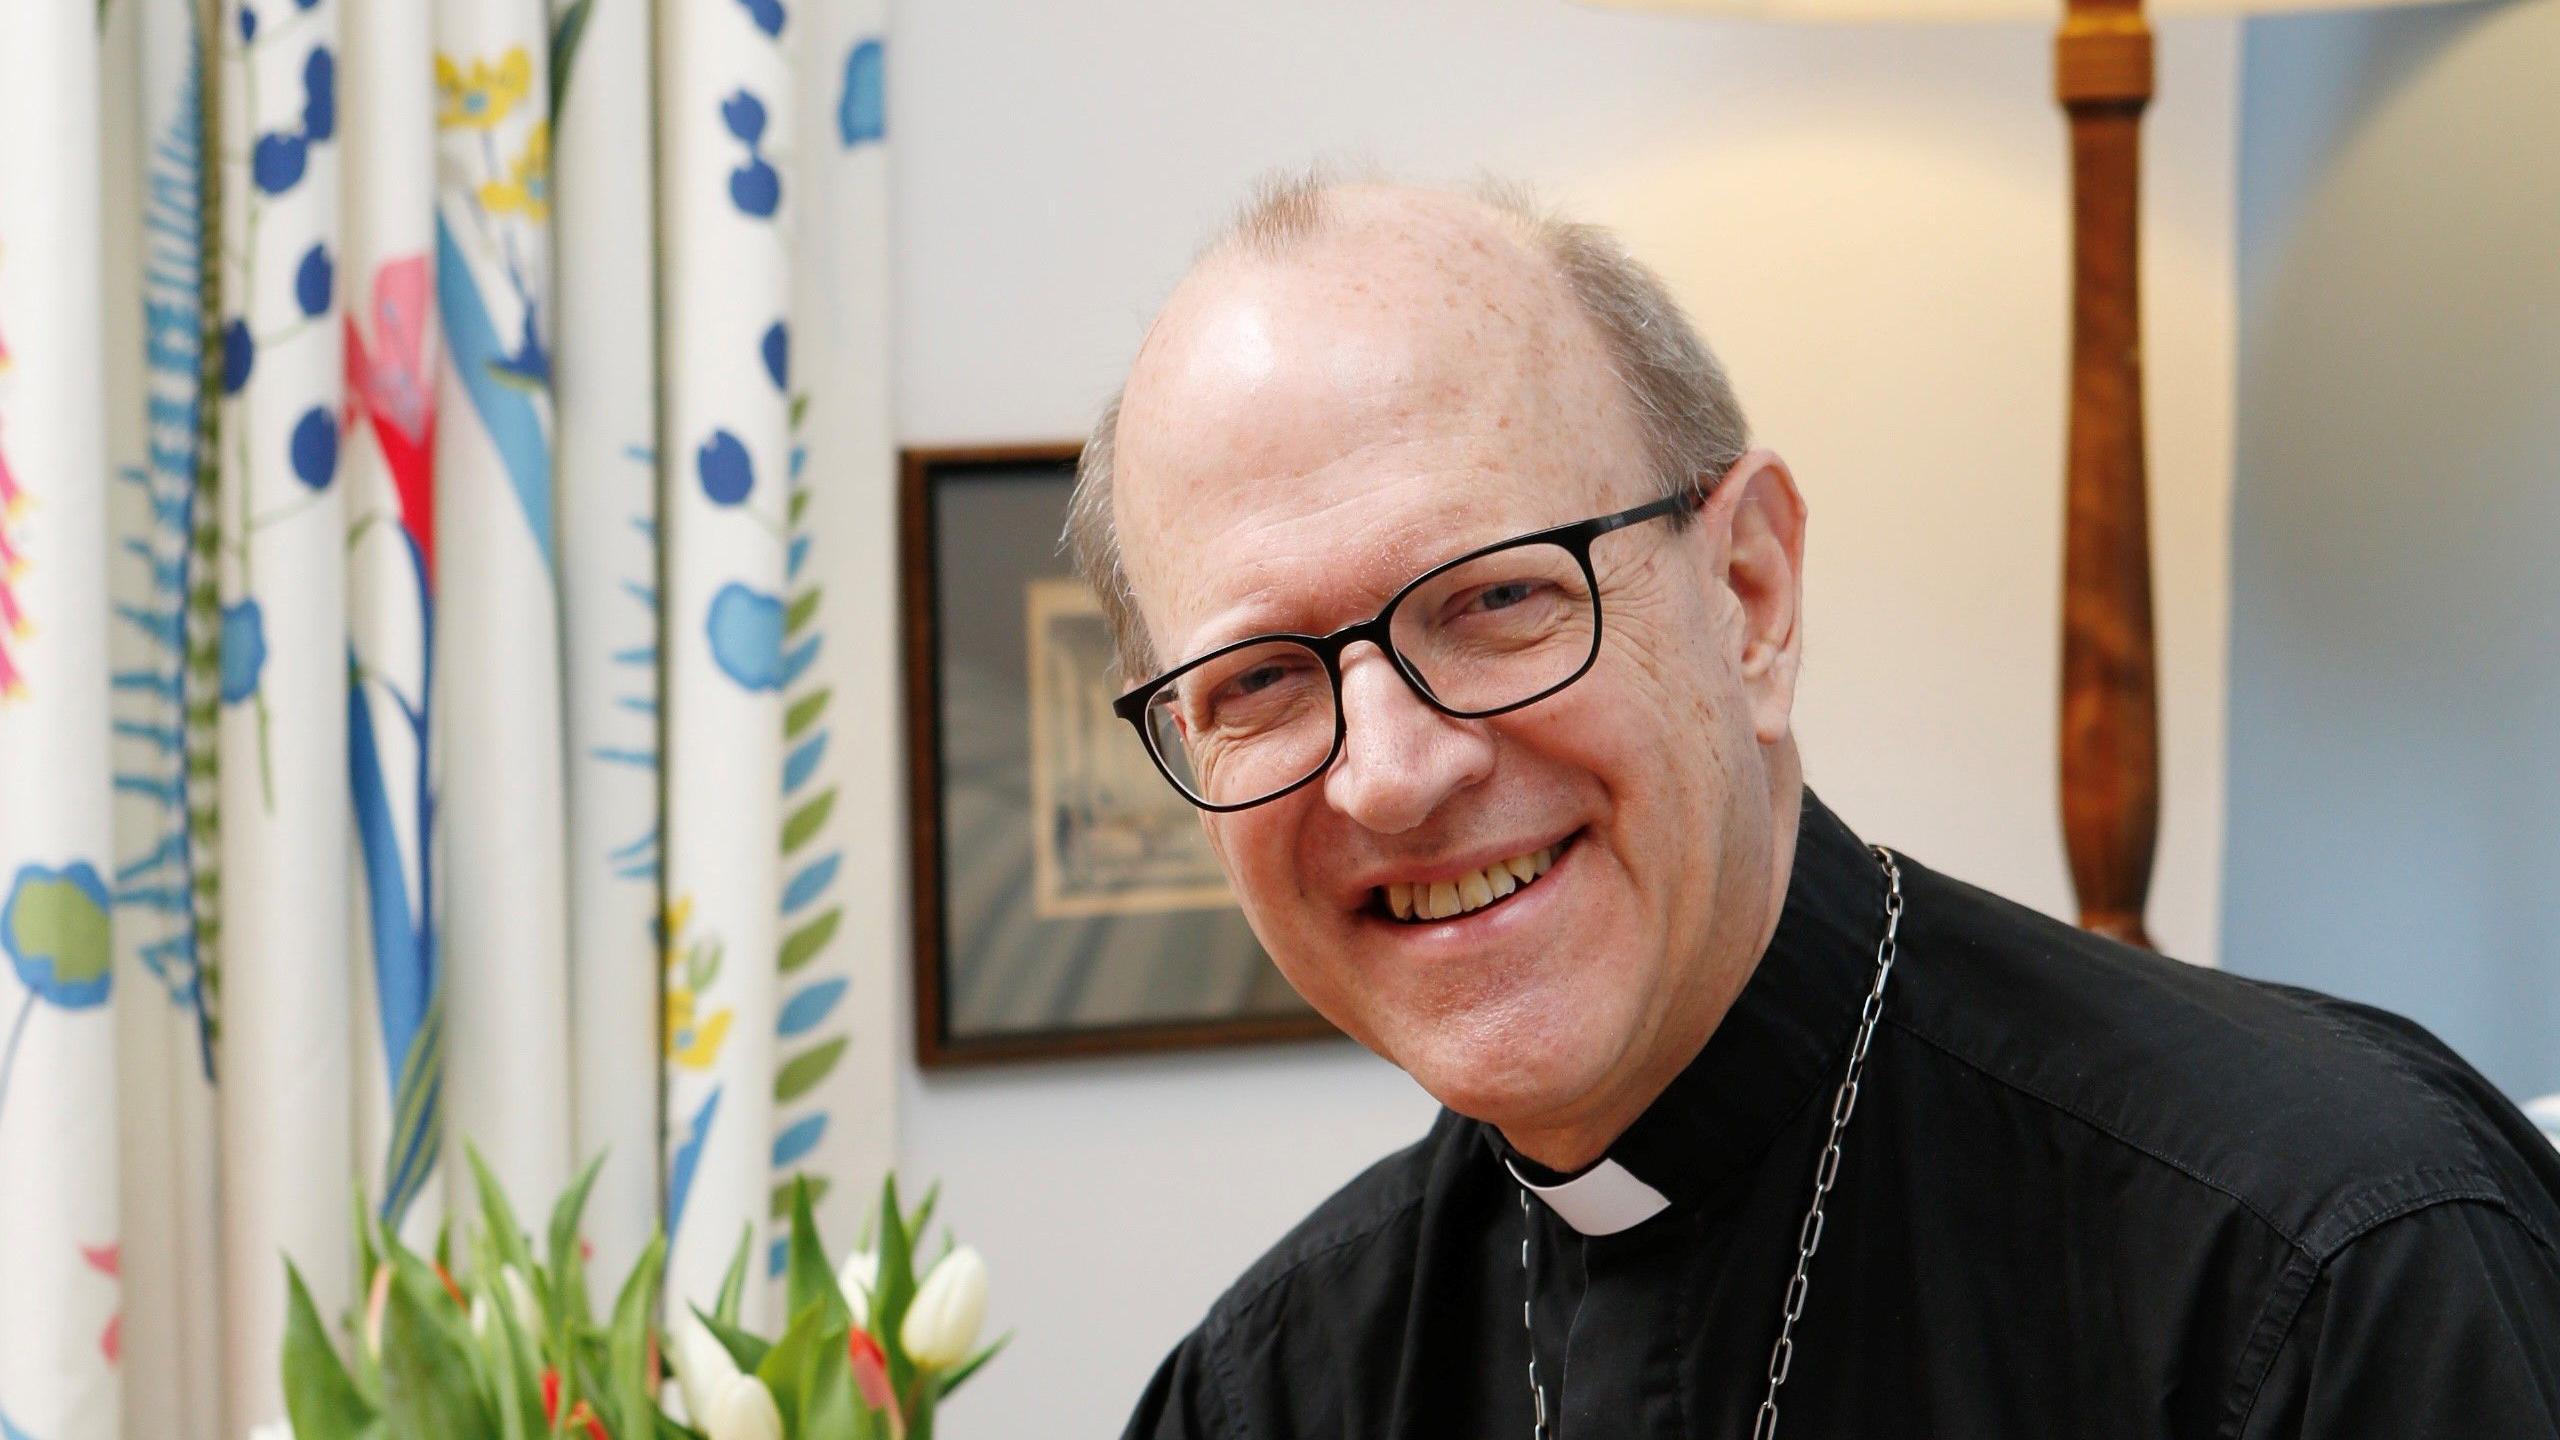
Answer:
[
  {"left": 662, "top": 893, "right": 734, "bottom": 1071},
  {"left": 665, "top": 990, "right": 733, "bottom": 1071},
  {"left": 434, "top": 48, "right": 532, "bottom": 131},
  {"left": 478, "top": 121, "right": 551, "bottom": 220}
]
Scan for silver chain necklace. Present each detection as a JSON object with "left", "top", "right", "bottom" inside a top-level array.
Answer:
[{"left": 1519, "top": 844, "right": 1904, "bottom": 1440}]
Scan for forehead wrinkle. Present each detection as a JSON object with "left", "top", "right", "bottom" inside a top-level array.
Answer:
[{"left": 1166, "top": 469, "right": 1462, "bottom": 656}]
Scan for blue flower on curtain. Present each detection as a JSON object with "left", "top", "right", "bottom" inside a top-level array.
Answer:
[
  {"left": 220, "top": 318, "right": 254, "bottom": 393},
  {"left": 294, "top": 244, "right": 333, "bottom": 318},
  {"left": 2, "top": 862, "right": 113, "bottom": 1012},
  {"left": 705, "top": 584, "right": 784, "bottom": 692},
  {"left": 289, "top": 407, "right": 338, "bottom": 490},
  {"left": 838, "top": 38, "right": 884, "bottom": 148},
  {"left": 737, "top": 0, "right": 786, "bottom": 38},
  {"left": 697, "top": 429, "right": 753, "bottom": 506},
  {"left": 721, "top": 90, "right": 780, "bottom": 218},
  {"left": 218, "top": 601, "right": 267, "bottom": 704},
  {"left": 760, "top": 321, "right": 788, "bottom": 391},
  {"left": 0, "top": 859, "right": 114, "bottom": 1136},
  {"left": 251, "top": 131, "right": 308, "bottom": 195},
  {"left": 302, "top": 46, "right": 336, "bottom": 141}
]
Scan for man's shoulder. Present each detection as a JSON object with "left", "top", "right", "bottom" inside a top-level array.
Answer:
[
  {"left": 1888, "top": 851, "right": 2556, "bottom": 1257},
  {"left": 1195, "top": 1107, "right": 1469, "bottom": 1334}
]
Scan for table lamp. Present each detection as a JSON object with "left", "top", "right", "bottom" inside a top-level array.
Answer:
[{"left": 1587, "top": 0, "right": 2472, "bottom": 948}]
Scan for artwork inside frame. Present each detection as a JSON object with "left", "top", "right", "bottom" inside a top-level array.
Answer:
[{"left": 901, "top": 444, "right": 1338, "bottom": 1065}]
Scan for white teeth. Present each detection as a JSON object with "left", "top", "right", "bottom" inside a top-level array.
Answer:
[{"left": 1382, "top": 841, "right": 1567, "bottom": 923}]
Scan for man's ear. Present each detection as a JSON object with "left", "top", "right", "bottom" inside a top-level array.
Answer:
[{"left": 1702, "top": 448, "right": 1807, "bottom": 747}]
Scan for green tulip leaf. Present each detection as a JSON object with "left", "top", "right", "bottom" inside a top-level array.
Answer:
[
  {"left": 348, "top": 1182, "right": 380, "bottom": 1293},
  {"left": 713, "top": 1221, "right": 752, "bottom": 1327},
  {"left": 547, "top": 1151, "right": 607, "bottom": 1334},
  {"left": 797, "top": 1319, "right": 861, "bottom": 1440},
  {"left": 909, "top": 1181, "right": 942, "bottom": 1254},
  {"left": 378, "top": 1268, "right": 493, "bottom": 1440},
  {"left": 754, "top": 1301, "right": 830, "bottom": 1434},
  {"left": 483, "top": 1272, "right": 548, "bottom": 1440},
  {"left": 937, "top": 1330, "right": 1013, "bottom": 1399},
  {"left": 874, "top": 1173, "right": 921, "bottom": 1401},
  {"left": 606, "top": 1234, "right": 666, "bottom": 1440},
  {"left": 281, "top": 1263, "right": 379, "bottom": 1440},
  {"left": 691, "top": 1303, "right": 772, "bottom": 1375},
  {"left": 463, "top": 1143, "right": 548, "bottom": 1316},
  {"left": 785, "top": 1177, "right": 852, "bottom": 1328},
  {"left": 771, "top": 1175, "right": 832, "bottom": 1221}
]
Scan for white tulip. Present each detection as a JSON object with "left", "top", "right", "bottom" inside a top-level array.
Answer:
[
  {"left": 670, "top": 1310, "right": 742, "bottom": 1424},
  {"left": 468, "top": 1294, "right": 493, "bottom": 1340},
  {"left": 499, "top": 1264, "right": 541, "bottom": 1335},
  {"left": 900, "top": 1245, "right": 989, "bottom": 1371},
  {"left": 836, "top": 1247, "right": 879, "bottom": 1318},
  {"left": 703, "top": 1372, "right": 785, "bottom": 1440},
  {"left": 249, "top": 1421, "right": 296, "bottom": 1440}
]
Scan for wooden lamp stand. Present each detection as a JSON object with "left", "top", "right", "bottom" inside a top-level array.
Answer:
[{"left": 2055, "top": 0, "right": 2161, "bottom": 948}]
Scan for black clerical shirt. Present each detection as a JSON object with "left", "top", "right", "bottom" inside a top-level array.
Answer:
[{"left": 1123, "top": 789, "right": 2560, "bottom": 1438}]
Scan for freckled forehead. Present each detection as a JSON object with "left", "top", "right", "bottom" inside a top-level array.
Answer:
[{"left": 1111, "top": 187, "right": 1638, "bottom": 661}]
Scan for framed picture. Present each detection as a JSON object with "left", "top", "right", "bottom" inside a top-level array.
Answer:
[{"left": 901, "top": 444, "right": 1337, "bottom": 1065}]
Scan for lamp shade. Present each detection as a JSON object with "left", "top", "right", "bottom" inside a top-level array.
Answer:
[{"left": 1590, "top": 0, "right": 2471, "bottom": 20}]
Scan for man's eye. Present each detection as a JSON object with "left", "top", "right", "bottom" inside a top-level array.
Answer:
[
  {"left": 1473, "top": 581, "right": 1541, "bottom": 613},
  {"left": 1232, "top": 664, "right": 1289, "bottom": 695}
]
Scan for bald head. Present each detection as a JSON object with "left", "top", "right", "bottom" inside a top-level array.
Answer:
[{"left": 1065, "top": 172, "right": 1751, "bottom": 683}]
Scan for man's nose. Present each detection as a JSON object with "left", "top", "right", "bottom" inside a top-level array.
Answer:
[{"left": 1321, "top": 643, "right": 1494, "bottom": 834}]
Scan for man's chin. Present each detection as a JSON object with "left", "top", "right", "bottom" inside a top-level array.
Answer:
[{"left": 1397, "top": 1038, "right": 1618, "bottom": 1140}]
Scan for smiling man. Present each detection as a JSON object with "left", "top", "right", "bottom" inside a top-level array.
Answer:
[{"left": 1073, "top": 173, "right": 2560, "bottom": 1439}]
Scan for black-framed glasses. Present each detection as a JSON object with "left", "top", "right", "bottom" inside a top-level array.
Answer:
[{"left": 1112, "top": 490, "right": 1697, "bottom": 812}]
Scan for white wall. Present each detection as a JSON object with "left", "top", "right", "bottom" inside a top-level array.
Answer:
[
  {"left": 878, "top": 4, "right": 2239, "bottom": 1432},
  {"left": 2225, "top": 0, "right": 2560, "bottom": 1101}
]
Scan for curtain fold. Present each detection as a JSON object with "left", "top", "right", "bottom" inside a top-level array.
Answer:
[
  {"left": 344, "top": 0, "right": 445, "bottom": 1257},
  {"left": 432, "top": 0, "right": 574, "bottom": 1222},
  {"left": 0, "top": 8, "right": 120, "bottom": 1440},
  {"left": 0, "top": 1, "right": 893, "bottom": 1431},
  {"left": 658, "top": 0, "right": 796, "bottom": 1326},
  {"left": 783, "top": 0, "right": 895, "bottom": 1262},
  {"left": 106, "top": 2, "right": 225, "bottom": 1436},
  {"left": 555, "top": 0, "right": 668, "bottom": 1299},
  {"left": 209, "top": 0, "right": 355, "bottom": 1432}
]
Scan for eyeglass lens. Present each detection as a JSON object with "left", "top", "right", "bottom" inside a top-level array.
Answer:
[{"left": 1141, "top": 541, "right": 1597, "bottom": 808}]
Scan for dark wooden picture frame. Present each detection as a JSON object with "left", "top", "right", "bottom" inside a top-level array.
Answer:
[{"left": 902, "top": 444, "right": 1340, "bottom": 1066}]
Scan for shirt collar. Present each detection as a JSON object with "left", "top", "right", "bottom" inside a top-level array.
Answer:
[{"left": 1486, "top": 786, "right": 1888, "bottom": 1235}]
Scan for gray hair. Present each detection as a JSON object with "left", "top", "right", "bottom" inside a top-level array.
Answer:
[{"left": 1064, "top": 169, "right": 1752, "bottom": 686}]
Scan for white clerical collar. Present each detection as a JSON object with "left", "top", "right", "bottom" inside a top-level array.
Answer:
[{"left": 1505, "top": 1156, "right": 1671, "bottom": 1237}]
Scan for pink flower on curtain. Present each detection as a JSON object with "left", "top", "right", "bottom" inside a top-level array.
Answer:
[
  {"left": 345, "top": 255, "right": 439, "bottom": 574},
  {"left": 80, "top": 1244, "right": 119, "bottom": 1363},
  {"left": 0, "top": 410, "right": 25, "bottom": 703}
]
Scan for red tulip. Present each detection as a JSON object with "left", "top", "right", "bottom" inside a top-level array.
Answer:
[
  {"left": 566, "top": 1399, "right": 611, "bottom": 1440},
  {"left": 848, "top": 1327, "right": 901, "bottom": 1433},
  {"left": 542, "top": 1366, "right": 562, "bottom": 1422}
]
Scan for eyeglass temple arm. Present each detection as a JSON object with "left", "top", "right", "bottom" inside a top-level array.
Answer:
[{"left": 1583, "top": 488, "right": 1699, "bottom": 539}]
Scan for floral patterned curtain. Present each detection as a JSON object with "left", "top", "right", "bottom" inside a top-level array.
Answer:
[{"left": 0, "top": 1, "right": 894, "bottom": 1435}]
